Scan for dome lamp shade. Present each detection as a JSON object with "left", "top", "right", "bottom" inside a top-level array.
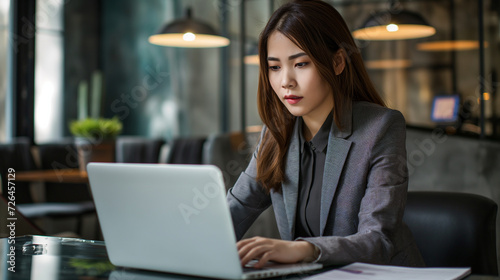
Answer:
[
  {"left": 353, "top": 10, "right": 436, "bottom": 41},
  {"left": 149, "top": 8, "right": 230, "bottom": 48}
]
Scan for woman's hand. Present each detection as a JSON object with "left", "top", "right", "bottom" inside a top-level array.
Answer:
[{"left": 236, "top": 237, "right": 316, "bottom": 268}]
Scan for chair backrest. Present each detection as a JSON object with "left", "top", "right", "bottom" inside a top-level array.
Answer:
[
  {"left": 115, "top": 136, "right": 165, "bottom": 163},
  {"left": 166, "top": 137, "right": 206, "bottom": 164},
  {"left": 0, "top": 138, "right": 37, "bottom": 204},
  {"left": 202, "top": 131, "right": 256, "bottom": 189},
  {"left": 403, "top": 191, "right": 498, "bottom": 275},
  {"left": 37, "top": 139, "right": 92, "bottom": 202},
  {"left": 202, "top": 131, "right": 280, "bottom": 239}
]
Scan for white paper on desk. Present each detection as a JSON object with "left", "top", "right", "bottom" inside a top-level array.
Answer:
[{"left": 305, "top": 262, "right": 471, "bottom": 280}]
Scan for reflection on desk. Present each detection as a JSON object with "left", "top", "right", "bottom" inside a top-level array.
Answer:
[
  {"left": 0, "top": 235, "right": 498, "bottom": 280},
  {"left": 1, "top": 235, "right": 110, "bottom": 279},
  {"left": 110, "top": 270, "right": 196, "bottom": 280}
]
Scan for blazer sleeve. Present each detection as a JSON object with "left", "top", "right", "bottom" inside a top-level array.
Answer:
[
  {"left": 227, "top": 126, "right": 272, "bottom": 240},
  {"left": 298, "top": 110, "right": 409, "bottom": 265}
]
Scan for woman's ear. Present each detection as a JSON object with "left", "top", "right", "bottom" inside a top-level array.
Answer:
[{"left": 333, "top": 49, "right": 346, "bottom": 75}]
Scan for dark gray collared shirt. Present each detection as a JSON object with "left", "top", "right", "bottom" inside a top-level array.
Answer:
[{"left": 294, "top": 113, "right": 333, "bottom": 238}]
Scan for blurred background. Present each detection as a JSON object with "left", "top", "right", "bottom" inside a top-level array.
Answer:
[
  {"left": 0, "top": 0, "right": 499, "bottom": 268},
  {"left": 0, "top": 0, "right": 498, "bottom": 142}
]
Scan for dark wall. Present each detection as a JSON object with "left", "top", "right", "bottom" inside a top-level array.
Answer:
[
  {"left": 63, "top": 0, "right": 100, "bottom": 135},
  {"left": 100, "top": 0, "right": 226, "bottom": 139},
  {"left": 64, "top": 0, "right": 181, "bottom": 139},
  {"left": 100, "top": 0, "right": 185, "bottom": 138}
]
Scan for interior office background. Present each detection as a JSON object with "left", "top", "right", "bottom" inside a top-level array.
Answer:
[
  {"left": 0, "top": 0, "right": 499, "bottom": 267},
  {"left": 1, "top": 0, "right": 499, "bottom": 142}
]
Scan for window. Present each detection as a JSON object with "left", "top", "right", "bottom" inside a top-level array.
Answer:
[
  {"left": 0, "top": 0, "right": 10, "bottom": 141},
  {"left": 34, "top": 0, "right": 64, "bottom": 143}
]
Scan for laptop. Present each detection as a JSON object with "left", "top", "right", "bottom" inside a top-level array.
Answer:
[{"left": 87, "top": 163, "right": 322, "bottom": 279}]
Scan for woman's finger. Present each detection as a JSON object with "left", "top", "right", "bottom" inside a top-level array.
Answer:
[
  {"left": 240, "top": 243, "right": 271, "bottom": 265},
  {"left": 254, "top": 251, "right": 273, "bottom": 268},
  {"left": 236, "top": 238, "right": 253, "bottom": 251},
  {"left": 237, "top": 237, "right": 270, "bottom": 259},
  {"left": 236, "top": 236, "right": 265, "bottom": 250},
  {"left": 238, "top": 238, "right": 261, "bottom": 260}
]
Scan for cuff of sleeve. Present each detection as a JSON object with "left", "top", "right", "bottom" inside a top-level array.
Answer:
[{"left": 296, "top": 238, "right": 322, "bottom": 263}]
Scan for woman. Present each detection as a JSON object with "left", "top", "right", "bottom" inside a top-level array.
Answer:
[{"left": 227, "top": 0, "right": 424, "bottom": 268}]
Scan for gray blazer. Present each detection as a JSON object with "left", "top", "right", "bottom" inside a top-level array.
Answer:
[{"left": 227, "top": 101, "right": 424, "bottom": 267}]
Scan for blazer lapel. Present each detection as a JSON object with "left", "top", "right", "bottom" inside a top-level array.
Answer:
[
  {"left": 320, "top": 103, "right": 354, "bottom": 235},
  {"left": 281, "top": 102, "right": 355, "bottom": 238},
  {"left": 281, "top": 119, "right": 301, "bottom": 239},
  {"left": 320, "top": 137, "right": 351, "bottom": 235}
]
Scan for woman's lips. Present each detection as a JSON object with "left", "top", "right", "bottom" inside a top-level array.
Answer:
[{"left": 284, "top": 95, "right": 303, "bottom": 105}]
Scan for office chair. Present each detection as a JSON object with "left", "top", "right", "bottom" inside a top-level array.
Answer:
[
  {"left": 202, "top": 131, "right": 280, "bottom": 239},
  {"left": 166, "top": 137, "right": 206, "bottom": 164},
  {"left": 0, "top": 138, "right": 95, "bottom": 236},
  {"left": 37, "top": 139, "right": 93, "bottom": 202},
  {"left": 115, "top": 136, "right": 165, "bottom": 163},
  {"left": 0, "top": 137, "right": 38, "bottom": 204},
  {"left": 202, "top": 131, "right": 252, "bottom": 189},
  {"left": 403, "top": 191, "right": 498, "bottom": 275},
  {"left": 35, "top": 140, "right": 96, "bottom": 234}
]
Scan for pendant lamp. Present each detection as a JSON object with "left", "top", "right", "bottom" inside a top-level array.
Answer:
[
  {"left": 415, "top": 0, "right": 487, "bottom": 52},
  {"left": 244, "top": 43, "right": 259, "bottom": 65},
  {"left": 149, "top": 8, "right": 230, "bottom": 48},
  {"left": 353, "top": 3, "right": 436, "bottom": 41},
  {"left": 365, "top": 59, "right": 412, "bottom": 69},
  {"left": 244, "top": 54, "right": 259, "bottom": 65},
  {"left": 417, "top": 40, "right": 488, "bottom": 51}
]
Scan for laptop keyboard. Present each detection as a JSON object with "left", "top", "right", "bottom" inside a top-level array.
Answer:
[{"left": 243, "top": 266, "right": 263, "bottom": 272}]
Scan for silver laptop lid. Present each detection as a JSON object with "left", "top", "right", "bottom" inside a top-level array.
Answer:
[{"left": 88, "top": 163, "right": 243, "bottom": 279}]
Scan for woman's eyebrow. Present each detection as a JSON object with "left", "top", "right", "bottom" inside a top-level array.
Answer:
[
  {"left": 267, "top": 52, "right": 308, "bottom": 61},
  {"left": 288, "top": 52, "right": 307, "bottom": 60}
]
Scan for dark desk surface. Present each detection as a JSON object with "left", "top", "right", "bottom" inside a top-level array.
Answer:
[{"left": 1, "top": 235, "right": 498, "bottom": 280}]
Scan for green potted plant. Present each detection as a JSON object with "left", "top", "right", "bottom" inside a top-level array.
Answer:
[
  {"left": 70, "top": 117, "right": 123, "bottom": 172},
  {"left": 70, "top": 72, "right": 123, "bottom": 172},
  {"left": 69, "top": 117, "right": 123, "bottom": 140}
]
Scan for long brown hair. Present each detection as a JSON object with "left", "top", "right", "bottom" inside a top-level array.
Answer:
[{"left": 256, "top": 0, "right": 385, "bottom": 192}]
